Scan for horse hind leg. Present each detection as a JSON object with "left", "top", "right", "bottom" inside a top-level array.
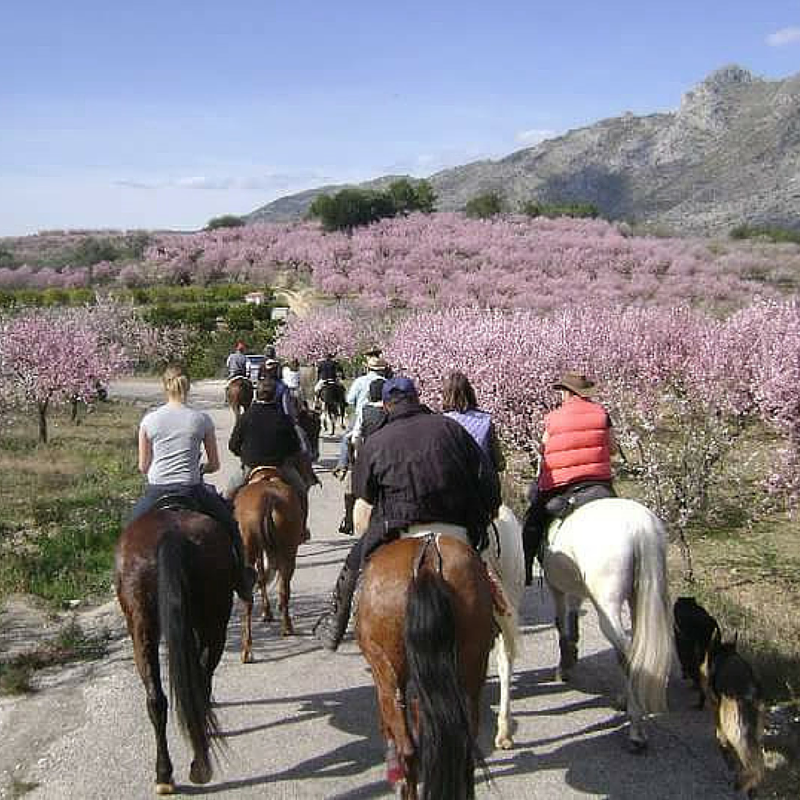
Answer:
[
  {"left": 494, "top": 616, "right": 516, "bottom": 750},
  {"left": 594, "top": 599, "right": 647, "bottom": 752},
  {"left": 278, "top": 557, "right": 296, "bottom": 636},
  {"left": 553, "top": 590, "right": 579, "bottom": 681},
  {"left": 130, "top": 615, "right": 174, "bottom": 794}
]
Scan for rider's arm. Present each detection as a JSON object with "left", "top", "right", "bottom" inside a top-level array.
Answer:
[
  {"left": 138, "top": 426, "right": 153, "bottom": 475},
  {"left": 203, "top": 428, "right": 221, "bottom": 475}
]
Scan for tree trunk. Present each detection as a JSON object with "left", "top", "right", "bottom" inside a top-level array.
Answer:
[
  {"left": 37, "top": 399, "right": 49, "bottom": 444},
  {"left": 70, "top": 396, "right": 80, "bottom": 424}
]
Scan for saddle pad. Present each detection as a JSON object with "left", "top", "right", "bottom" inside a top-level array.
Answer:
[
  {"left": 227, "top": 375, "right": 251, "bottom": 388},
  {"left": 400, "top": 523, "right": 470, "bottom": 547}
]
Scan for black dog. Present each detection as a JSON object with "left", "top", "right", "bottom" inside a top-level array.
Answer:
[
  {"left": 673, "top": 596, "right": 720, "bottom": 708},
  {"left": 701, "top": 630, "right": 765, "bottom": 797}
]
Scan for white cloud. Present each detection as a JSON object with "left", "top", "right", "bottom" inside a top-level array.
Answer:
[
  {"left": 515, "top": 129, "right": 557, "bottom": 146},
  {"left": 766, "top": 26, "right": 800, "bottom": 46}
]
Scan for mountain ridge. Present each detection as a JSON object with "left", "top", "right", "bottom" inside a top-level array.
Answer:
[{"left": 247, "top": 65, "right": 800, "bottom": 235}]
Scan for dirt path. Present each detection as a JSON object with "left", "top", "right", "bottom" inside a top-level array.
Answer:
[{"left": 0, "top": 378, "right": 744, "bottom": 799}]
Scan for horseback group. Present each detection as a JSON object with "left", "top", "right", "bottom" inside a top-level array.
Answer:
[{"left": 116, "top": 346, "right": 672, "bottom": 798}]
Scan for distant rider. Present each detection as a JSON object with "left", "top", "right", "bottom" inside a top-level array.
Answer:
[
  {"left": 226, "top": 341, "right": 248, "bottom": 379},
  {"left": 314, "top": 352, "right": 344, "bottom": 402}
]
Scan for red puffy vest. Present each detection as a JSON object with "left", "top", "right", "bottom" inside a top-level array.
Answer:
[{"left": 538, "top": 396, "right": 612, "bottom": 491}]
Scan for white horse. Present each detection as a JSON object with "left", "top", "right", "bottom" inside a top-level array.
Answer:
[
  {"left": 483, "top": 505, "right": 525, "bottom": 750},
  {"left": 540, "top": 497, "right": 673, "bottom": 751}
]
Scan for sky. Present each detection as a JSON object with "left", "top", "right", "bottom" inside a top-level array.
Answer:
[{"left": 1, "top": 0, "right": 799, "bottom": 236}]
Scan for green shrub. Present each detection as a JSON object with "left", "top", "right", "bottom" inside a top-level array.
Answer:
[
  {"left": 465, "top": 192, "right": 504, "bottom": 219},
  {"left": 206, "top": 214, "right": 246, "bottom": 230}
]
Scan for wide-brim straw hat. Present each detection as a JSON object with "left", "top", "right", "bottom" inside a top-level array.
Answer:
[
  {"left": 553, "top": 372, "right": 595, "bottom": 397},
  {"left": 367, "top": 355, "right": 388, "bottom": 371}
]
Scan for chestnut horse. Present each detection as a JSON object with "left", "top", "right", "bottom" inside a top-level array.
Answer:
[
  {"left": 115, "top": 508, "right": 235, "bottom": 794},
  {"left": 357, "top": 533, "right": 495, "bottom": 799},
  {"left": 233, "top": 467, "right": 305, "bottom": 661},
  {"left": 226, "top": 376, "right": 253, "bottom": 422}
]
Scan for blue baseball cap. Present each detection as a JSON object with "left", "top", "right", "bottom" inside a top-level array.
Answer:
[{"left": 382, "top": 376, "right": 418, "bottom": 401}]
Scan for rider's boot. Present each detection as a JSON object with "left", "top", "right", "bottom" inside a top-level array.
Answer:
[
  {"left": 313, "top": 562, "right": 358, "bottom": 651},
  {"left": 338, "top": 493, "right": 355, "bottom": 536},
  {"left": 522, "top": 510, "right": 542, "bottom": 587}
]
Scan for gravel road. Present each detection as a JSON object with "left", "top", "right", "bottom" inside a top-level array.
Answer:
[{"left": 0, "top": 379, "right": 741, "bottom": 799}]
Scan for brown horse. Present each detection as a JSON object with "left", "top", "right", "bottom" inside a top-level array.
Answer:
[
  {"left": 233, "top": 467, "right": 305, "bottom": 661},
  {"left": 115, "top": 508, "right": 235, "bottom": 794},
  {"left": 357, "top": 534, "right": 495, "bottom": 800},
  {"left": 226, "top": 376, "right": 253, "bottom": 421}
]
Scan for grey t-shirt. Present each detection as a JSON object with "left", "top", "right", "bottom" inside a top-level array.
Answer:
[{"left": 140, "top": 404, "right": 214, "bottom": 485}]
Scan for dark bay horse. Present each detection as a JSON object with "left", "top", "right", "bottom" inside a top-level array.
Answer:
[
  {"left": 233, "top": 467, "right": 305, "bottom": 660},
  {"left": 115, "top": 509, "right": 235, "bottom": 794},
  {"left": 318, "top": 381, "right": 346, "bottom": 435},
  {"left": 226, "top": 377, "right": 253, "bottom": 422},
  {"left": 357, "top": 534, "right": 495, "bottom": 799}
]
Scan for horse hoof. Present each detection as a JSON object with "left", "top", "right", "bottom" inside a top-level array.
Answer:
[
  {"left": 189, "top": 759, "right": 212, "bottom": 784},
  {"left": 495, "top": 734, "right": 514, "bottom": 750},
  {"left": 281, "top": 624, "right": 295, "bottom": 637},
  {"left": 155, "top": 782, "right": 175, "bottom": 795},
  {"left": 627, "top": 737, "right": 648, "bottom": 755},
  {"left": 556, "top": 666, "right": 573, "bottom": 683},
  {"left": 242, "top": 650, "right": 253, "bottom": 664}
]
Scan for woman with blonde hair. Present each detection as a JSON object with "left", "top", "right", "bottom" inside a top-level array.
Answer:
[{"left": 128, "top": 364, "right": 255, "bottom": 601}]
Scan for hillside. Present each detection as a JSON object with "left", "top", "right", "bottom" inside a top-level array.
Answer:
[{"left": 248, "top": 65, "right": 800, "bottom": 235}]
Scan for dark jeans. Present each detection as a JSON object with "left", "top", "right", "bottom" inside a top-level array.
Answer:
[{"left": 129, "top": 483, "right": 244, "bottom": 552}]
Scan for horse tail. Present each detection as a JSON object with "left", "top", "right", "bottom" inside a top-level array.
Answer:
[
  {"left": 628, "top": 510, "right": 673, "bottom": 715},
  {"left": 260, "top": 493, "right": 278, "bottom": 586},
  {"left": 404, "top": 567, "right": 482, "bottom": 800},
  {"left": 157, "top": 529, "right": 220, "bottom": 759}
]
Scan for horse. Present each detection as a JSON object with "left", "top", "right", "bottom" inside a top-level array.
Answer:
[
  {"left": 356, "top": 531, "right": 495, "bottom": 799},
  {"left": 318, "top": 380, "right": 346, "bottom": 435},
  {"left": 482, "top": 506, "right": 525, "bottom": 750},
  {"left": 225, "top": 376, "right": 253, "bottom": 422},
  {"left": 115, "top": 507, "right": 235, "bottom": 794},
  {"left": 539, "top": 497, "right": 673, "bottom": 751},
  {"left": 296, "top": 403, "right": 322, "bottom": 462},
  {"left": 233, "top": 467, "right": 305, "bottom": 661}
]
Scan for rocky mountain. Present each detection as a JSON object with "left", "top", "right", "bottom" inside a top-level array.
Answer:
[{"left": 247, "top": 66, "right": 800, "bottom": 235}]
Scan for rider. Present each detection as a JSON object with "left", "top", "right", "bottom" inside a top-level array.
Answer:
[
  {"left": 226, "top": 341, "right": 248, "bottom": 379},
  {"left": 314, "top": 376, "right": 501, "bottom": 651},
  {"left": 338, "top": 376, "right": 387, "bottom": 535},
  {"left": 441, "top": 370, "right": 506, "bottom": 474},
  {"left": 521, "top": 371, "right": 616, "bottom": 585},
  {"left": 228, "top": 376, "right": 311, "bottom": 539},
  {"left": 332, "top": 354, "right": 390, "bottom": 480},
  {"left": 130, "top": 363, "right": 256, "bottom": 602},
  {"left": 314, "top": 352, "right": 344, "bottom": 403}
]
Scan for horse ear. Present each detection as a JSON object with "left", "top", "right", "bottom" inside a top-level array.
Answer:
[{"left": 732, "top": 630, "right": 738, "bottom": 649}]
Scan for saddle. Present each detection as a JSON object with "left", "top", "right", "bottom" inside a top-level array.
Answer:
[
  {"left": 544, "top": 482, "right": 616, "bottom": 522},
  {"left": 153, "top": 492, "right": 200, "bottom": 514},
  {"left": 227, "top": 375, "right": 251, "bottom": 388}
]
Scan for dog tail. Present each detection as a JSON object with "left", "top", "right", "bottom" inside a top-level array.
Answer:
[{"left": 717, "top": 693, "right": 765, "bottom": 794}]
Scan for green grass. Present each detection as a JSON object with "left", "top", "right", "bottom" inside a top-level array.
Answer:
[
  {"left": 0, "top": 401, "right": 142, "bottom": 607},
  {"left": 0, "top": 619, "right": 110, "bottom": 695}
]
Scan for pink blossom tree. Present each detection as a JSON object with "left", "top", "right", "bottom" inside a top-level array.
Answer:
[{"left": 0, "top": 309, "right": 129, "bottom": 442}]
